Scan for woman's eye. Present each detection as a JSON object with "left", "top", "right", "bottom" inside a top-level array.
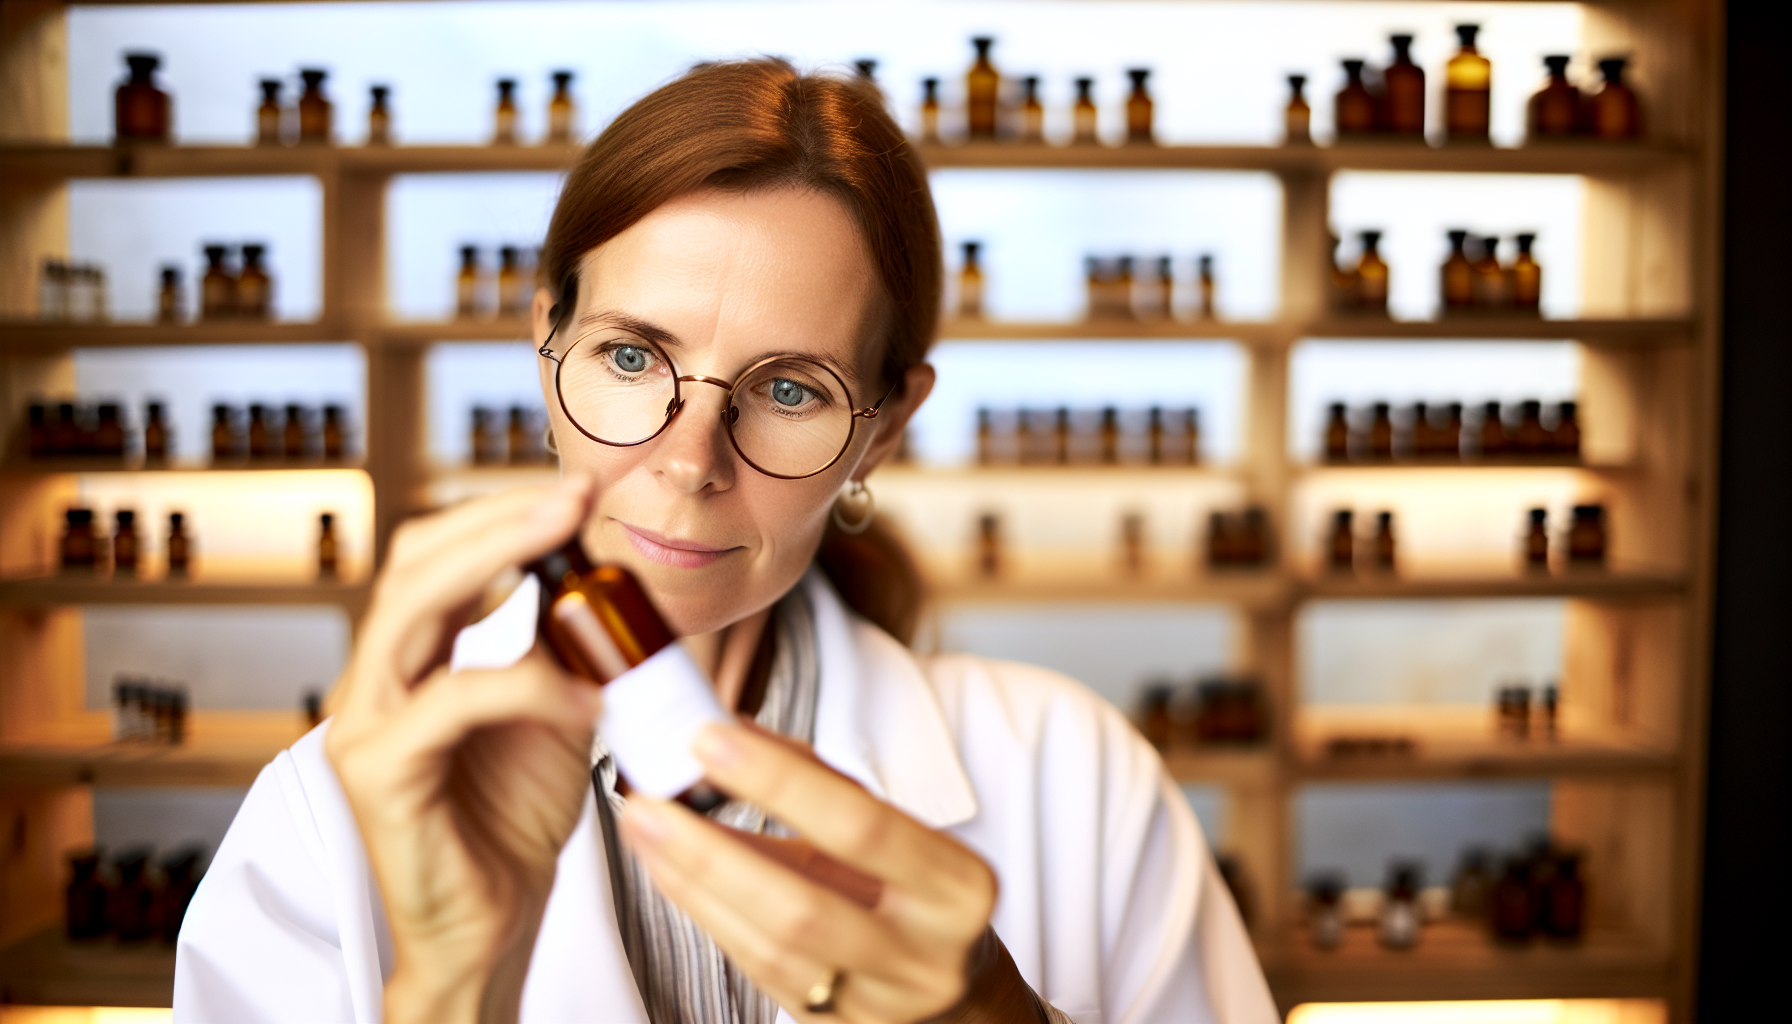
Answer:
[
  {"left": 609, "top": 346, "right": 649, "bottom": 373},
  {"left": 769, "top": 379, "right": 812, "bottom": 408}
]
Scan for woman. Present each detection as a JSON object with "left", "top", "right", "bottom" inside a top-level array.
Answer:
[{"left": 174, "top": 60, "right": 1274, "bottom": 1024}]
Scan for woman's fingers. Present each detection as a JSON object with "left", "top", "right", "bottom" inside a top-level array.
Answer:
[{"left": 691, "top": 723, "right": 996, "bottom": 914}]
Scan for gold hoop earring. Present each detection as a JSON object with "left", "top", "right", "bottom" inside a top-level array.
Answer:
[{"left": 832, "top": 479, "right": 874, "bottom": 535}]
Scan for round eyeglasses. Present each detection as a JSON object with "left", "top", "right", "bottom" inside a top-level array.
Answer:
[{"left": 539, "top": 322, "right": 897, "bottom": 480}]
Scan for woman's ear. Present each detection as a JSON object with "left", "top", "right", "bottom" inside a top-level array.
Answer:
[
  {"left": 530, "top": 286, "right": 557, "bottom": 346},
  {"left": 854, "top": 362, "right": 936, "bottom": 479}
]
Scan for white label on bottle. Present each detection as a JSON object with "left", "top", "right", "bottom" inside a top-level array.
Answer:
[{"left": 600, "top": 643, "right": 729, "bottom": 799}]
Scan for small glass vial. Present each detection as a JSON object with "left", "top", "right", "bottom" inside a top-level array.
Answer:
[
  {"left": 1524, "top": 508, "right": 1550, "bottom": 569},
  {"left": 456, "top": 246, "right": 480, "bottom": 320},
  {"left": 1552, "top": 401, "right": 1580, "bottom": 456},
  {"left": 1478, "top": 401, "right": 1508, "bottom": 457},
  {"left": 157, "top": 266, "right": 182, "bottom": 324},
  {"left": 1323, "top": 403, "right": 1350, "bottom": 463},
  {"left": 1053, "top": 407, "right": 1071, "bottom": 465},
  {"left": 1441, "top": 229, "right": 1474, "bottom": 314},
  {"left": 93, "top": 403, "right": 125, "bottom": 458},
  {"left": 211, "top": 404, "right": 236, "bottom": 461},
  {"left": 1490, "top": 857, "right": 1536, "bottom": 943},
  {"left": 965, "top": 37, "right": 999, "bottom": 141},
  {"left": 297, "top": 69, "right": 332, "bottom": 145},
  {"left": 1328, "top": 233, "right": 1361, "bottom": 311},
  {"left": 1099, "top": 407, "right": 1119, "bottom": 465},
  {"left": 317, "top": 512, "right": 338, "bottom": 578},
  {"left": 114, "top": 851, "right": 156, "bottom": 941},
  {"left": 283, "top": 403, "right": 307, "bottom": 458},
  {"left": 237, "top": 243, "right": 272, "bottom": 320},
  {"left": 322, "top": 405, "right": 346, "bottom": 460},
  {"left": 26, "top": 404, "right": 47, "bottom": 459},
  {"left": 65, "top": 851, "right": 110, "bottom": 941},
  {"left": 1373, "top": 511, "right": 1397, "bottom": 571},
  {"left": 1379, "top": 864, "right": 1422, "bottom": 950},
  {"left": 1327, "top": 509, "right": 1355, "bottom": 572},
  {"left": 116, "top": 53, "right": 171, "bottom": 142},
  {"left": 1451, "top": 849, "right": 1492, "bottom": 920},
  {"left": 471, "top": 407, "right": 497, "bottom": 465},
  {"left": 1589, "top": 58, "right": 1642, "bottom": 141},
  {"left": 547, "top": 71, "right": 576, "bottom": 144},
  {"left": 1136, "top": 256, "right": 1171, "bottom": 321},
  {"left": 61, "top": 508, "right": 97, "bottom": 571},
  {"left": 1567, "top": 504, "right": 1607, "bottom": 566},
  {"left": 919, "top": 78, "right": 940, "bottom": 144},
  {"left": 1444, "top": 402, "right": 1466, "bottom": 459},
  {"left": 1541, "top": 851, "right": 1585, "bottom": 940},
  {"left": 1125, "top": 69, "right": 1154, "bottom": 144},
  {"left": 1541, "top": 683, "right": 1560, "bottom": 740},
  {"left": 1137, "top": 683, "right": 1173, "bottom": 749},
  {"left": 113, "top": 509, "right": 140, "bottom": 576},
  {"left": 167, "top": 512, "right": 192, "bottom": 576},
  {"left": 367, "top": 85, "right": 392, "bottom": 146},
  {"left": 1368, "top": 402, "right": 1393, "bottom": 460},
  {"left": 1020, "top": 76, "right": 1044, "bottom": 143},
  {"left": 976, "top": 512, "right": 1001, "bottom": 577},
  {"left": 1147, "top": 406, "right": 1165, "bottom": 464},
  {"left": 1355, "top": 231, "right": 1389, "bottom": 313},
  {"left": 1120, "top": 511, "right": 1146, "bottom": 574},
  {"left": 1514, "top": 399, "right": 1550, "bottom": 454},
  {"left": 1182, "top": 408, "right": 1202, "bottom": 465},
  {"left": 1072, "top": 77, "right": 1099, "bottom": 145},
  {"left": 498, "top": 246, "right": 524, "bottom": 318},
  {"left": 1284, "top": 75, "right": 1312, "bottom": 145},
  {"left": 1382, "top": 34, "right": 1426, "bottom": 139},
  {"left": 1528, "top": 56, "right": 1579, "bottom": 141},
  {"left": 1197, "top": 254, "right": 1216, "bottom": 320},
  {"left": 1115, "top": 256, "right": 1136, "bottom": 321},
  {"left": 256, "top": 79, "right": 284, "bottom": 146},
  {"left": 957, "top": 242, "right": 983, "bottom": 319},
  {"left": 200, "top": 245, "right": 236, "bottom": 320},
  {"left": 493, "top": 79, "right": 519, "bottom": 145},
  {"left": 38, "top": 258, "right": 68, "bottom": 321},
  {"left": 1472, "top": 235, "right": 1510, "bottom": 309},
  {"left": 1512, "top": 233, "right": 1542, "bottom": 313},
  {"left": 854, "top": 60, "right": 876, "bottom": 82},
  {"left": 527, "top": 542, "right": 729, "bottom": 811},
  {"left": 975, "top": 408, "right": 993, "bottom": 465},
  {"left": 1334, "top": 59, "right": 1377, "bottom": 139},
  {"left": 1445, "top": 25, "right": 1492, "bottom": 143},
  {"left": 1309, "top": 876, "right": 1345, "bottom": 950},
  {"left": 247, "top": 403, "right": 273, "bottom": 460}
]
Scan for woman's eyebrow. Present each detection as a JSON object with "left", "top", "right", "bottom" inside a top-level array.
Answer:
[{"left": 577, "top": 311, "right": 682, "bottom": 349}]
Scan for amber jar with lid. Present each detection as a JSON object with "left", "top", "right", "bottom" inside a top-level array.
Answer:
[
  {"left": 957, "top": 242, "right": 983, "bottom": 319},
  {"left": 61, "top": 509, "right": 97, "bottom": 571},
  {"left": 1355, "top": 231, "right": 1389, "bottom": 313},
  {"left": 1511, "top": 233, "right": 1542, "bottom": 313},
  {"left": 322, "top": 405, "right": 346, "bottom": 460},
  {"left": 318, "top": 513, "right": 338, "bottom": 578},
  {"left": 1323, "top": 402, "right": 1350, "bottom": 463},
  {"left": 1285, "top": 75, "right": 1312, "bottom": 145},
  {"left": 493, "top": 79, "right": 519, "bottom": 145},
  {"left": 1551, "top": 401, "right": 1580, "bottom": 456},
  {"left": 1368, "top": 402, "right": 1394, "bottom": 460},
  {"left": 284, "top": 403, "right": 307, "bottom": 458},
  {"left": 1528, "top": 56, "right": 1579, "bottom": 141},
  {"left": 200, "top": 245, "right": 236, "bottom": 320},
  {"left": 1588, "top": 58, "right": 1642, "bottom": 140},
  {"left": 297, "top": 69, "right": 332, "bottom": 145},
  {"left": 1125, "top": 69, "right": 1154, "bottom": 144},
  {"left": 1373, "top": 511, "right": 1397, "bottom": 571},
  {"left": 247, "top": 404, "right": 274, "bottom": 460},
  {"left": 456, "top": 245, "right": 480, "bottom": 320},
  {"left": 1523, "top": 508, "right": 1549, "bottom": 570},
  {"left": 143, "top": 402, "right": 169, "bottom": 463},
  {"left": 256, "top": 79, "right": 284, "bottom": 146},
  {"left": 1445, "top": 24, "right": 1492, "bottom": 143},
  {"left": 1514, "top": 400, "right": 1550, "bottom": 454},
  {"left": 1567, "top": 504, "right": 1607, "bottom": 565},
  {"left": 114, "top": 510, "right": 140, "bottom": 576},
  {"left": 1471, "top": 235, "right": 1509, "bottom": 309},
  {"left": 965, "top": 38, "right": 1000, "bottom": 140},
  {"left": 1328, "top": 234, "right": 1360, "bottom": 310},
  {"left": 238, "top": 244, "right": 272, "bottom": 320},
  {"left": 1197, "top": 254, "right": 1216, "bottom": 320},
  {"left": 1382, "top": 34, "right": 1426, "bottom": 138},
  {"left": 547, "top": 71, "right": 576, "bottom": 144},
  {"left": 157, "top": 266, "right": 182, "bottom": 324},
  {"left": 1334, "top": 59, "right": 1377, "bottom": 139},
  {"left": 1441, "top": 229, "right": 1474, "bottom": 314},
  {"left": 1072, "top": 77, "right": 1098, "bottom": 145},
  {"left": 919, "top": 78, "right": 940, "bottom": 144},
  {"left": 1326, "top": 510, "right": 1356, "bottom": 572},
  {"left": 1020, "top": 77, "right": 1044, "bottom": 143},
  {"left": 210, "top": 404, "right": 236, "bottom": 461},
  {"left": 116, "top": 54, "right": 171, "bottom": 142},
  {"left": 498, "top": 246, "right": 524, "bottom": 318},
  {"left": 1478, "top": 401, "right": 1508, "bottom": 457},
  {"left": 976, "top": 512, "right": 1001, "bottom": 576},
  {"left": 367, "top": 85, "right": 392, "bottom": 146}
]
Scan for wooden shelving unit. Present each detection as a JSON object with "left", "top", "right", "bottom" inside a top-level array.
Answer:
[{"left": 0, "top": 0, "right": 1719, "bottom": 1017}]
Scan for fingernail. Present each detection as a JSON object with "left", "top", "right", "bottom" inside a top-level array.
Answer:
[
  {"left": 693, "top": 723, "right": 745, "bottom": 770},
  {"left": 622, "top": 800, "right": 669, "bottom": 847}
]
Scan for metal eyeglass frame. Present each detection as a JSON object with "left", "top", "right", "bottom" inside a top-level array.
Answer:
[{"left": 537, "top": 318, "right": 899, "bottom": 481}]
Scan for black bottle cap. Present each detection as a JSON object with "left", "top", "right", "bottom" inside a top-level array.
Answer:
[
  {"left": 371, "top": 85, "right": 389, "bottom": 102},
  {"left": 97, "top": 402, "right": 120, "bottom": 421},
  {"left": 1558, "top": 400, "right": 1576, "bottom": 416},
  {"left": 1117, "top": 255, "right": 1134, "bottom": 273},
  {"left": 1390, "top": 34, "right": 1414, "bottom": 57},
  {"left": 971, "top": 37, "right": 993, "bottom": 56},
  {"left": 1159, "top": 255, "right": 1173, "bottom": 275},
  {"left": 1288, "top": 74, "right": 1307, "bottom": 93},
  {"left": 116, "top": 509, "right": 135, "bottom": 527},
  {"left": 300, "top": 69, "right": 327, "bottom": 87},
  {"left": 853, "top": 60, "right": 876, "bottom": 81},
  {"left": 161, "top": 265, "right": 179, "bottom": 285},
  {"left": 1309, "top": 873, "right": 1345, "bottom": 901},
  {"left": 508, "top": 406, "right": 525, "bottom": 425},
  {"left": 170, "top": 511, "right": 185, "bottom": 527},
  {"left": 125, "top": 53, "right": 161, "bottom": 78},
  {"left": 526, "top": 539, "right": 597, "bottom": 594},
  {"left": 242, "top": 243, "right": 265, "bottom": 266},
  {"left": 203, "top": 244, "right": 228, "bottom": 266},
  {"left": 284, "top": 402, "right": 302, "bottom": 418},
  {"left": 1128, "top": 68, "right": 1149, "bottom": 87},
  {"left": 260, "top": 79, "right": 281, "bottom": 101},
  {"left": 1341, "top": 58, "right": 1366, "bottom": 79},
  {"left": 1456, "top": 24, "right": 1480, "bottom": 47},
  {"left": 320, "top": 512, "right": 334, "bottom": 528},
  {"left": 1334, "top": 509, "right": 1353, "bottom": 525},
  {"left": 1372, "top": 401, "right": 1390, "bottom": 415},
  {"left": 1529, "top": 507, "right": 1547, "bottom": 524},
  {"left": 460, "top": 245, "right": 477, "bottom": 265},
  {"left": 1448, "top": 228, "right": 1468, "bottom": 250},
  {"left": 1359, "top": 229, "right": 1382, "bottom": 250},
  {"left": 212, "top": 404, "right": 230, "bottom": 422},
  {"left": 1522, "top": 399, "right": 1542, "bottom": 415},
  {"left": 500, "top": 245, "right": 518, "bottom": 266},
  {"left": 1484, "top": 400, "right": 1501, "bottom": 414},
  {"left": 922, "top": 77, "right": 938, "bottom": 99},
  {"left": 248, "top": 403, "right": 267, "bottom": 420},
  {"left": 962, "top": 241, "right": 979, "bottom": 260},
  {"left": 1101, "top": 406, "right": 1117, "bottom": 424},
  {"left": 1022, "top": 75, "right": 1039, "bottom": 97},
  {"left": 1598, "top": 57, "right": 1628, "bottom": 81},
  {"left": 57, "top": 402, "right": 75, "bottom": 420},
  {"left": 1328, "top": 401, "right": 1346, "bottom": 416},
  {"left": 1378, "top": 510, "right": 1393, "bottom": 526},
  {"left": 1075, "top": 77, "right": 1094, "bottom": 98},
  {"left": 553, "top": 70, "right": 575, "bottom": 87},
  {"left": 1572, "top": 504, "right": 1603, "bottom": 519},
  {"left": 66, "top": 508, "right": 93, "bottom": 526},
  {"left": 1199, "top": 253, "right": 1214, "bottom": 273},
  {"left": 28, "top": 404, "right": 44, "bottom": 423},
  {"left": 1544, "top": 55, "right": 1571, "bottom": 76},
  {"left": 497, "top": 78, "right": 517, "bottom": 97},
  {"left": 1515, "top": 232, "right": 1537, "bottom": 253},
  {"left": 324, "top": 404, "right": 343, "bottom": 421}
]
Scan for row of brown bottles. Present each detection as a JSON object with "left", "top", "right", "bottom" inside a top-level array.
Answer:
[
  {"left": 112, "top": 678, "right": 190, "bottom": 744},
  {"left": 67, "top": 845, "right": 205, "bottom": 945},
  {"left": 1086, "top": 254, "right": 1217, "bottom": 321},
  {"left": 26, "top": 400, "right": 158, "bottom": 460},
  {"left": 212, "top": 403, "right": 348, "bottom": 461},
  {"left": 253, "top": 69, "right": 337, "bottom": 146},
  {"left": 1329, "top": 231, "right": 1389, "bottom": 313},
  {"left": 1323, "top": 399, "right": 1579, "bottom": 463},
  {"left": 38, "top": 260, "right": 110, "bottom": 322},
  {"left": 199, "top": 243, "right": 275, "bottom": 320},
  {"left": 1207, "top": 507, "right": 1274, "bottom": 569},
  {"left": 470, "top": 406, "right": 552, "bottom": 466},
  {"left": 1455, "top": 842, "right": 1587, "bottom": 944},
  {"left": 1326, "top": 509, "right": 1399, "bottom": 572},
  {"left": 1136, "top": 676, "right": 1269, "bottom": 751},
  {"left": 975, "top": 406, "right": 1200, "bottom": 466},
  {"left": 456, "top": 245, "right": 536, "bottom": 320},
  {"left": 1441, "top": 232, "right": 1541, "bottom": 315},
  {"left": 1495, "top": 681, "right": 1559, "bottom": 740},
  {"left": 62, "top": 508, "right": 191, "bottom": 576},
  {"left": 922, "top": 38, "right": 1154, "bottom": 145},
  {"left": 1528, "top": 56, "right": 1641, "bottom": 141}
]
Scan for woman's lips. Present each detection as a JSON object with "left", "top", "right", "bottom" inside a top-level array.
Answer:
[{"left": 621, "top": 523, "right": 736, "bottom": 569}]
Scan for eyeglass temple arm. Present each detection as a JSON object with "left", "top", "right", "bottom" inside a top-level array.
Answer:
[{"left": 857, "top": 378, "right": 902, "bottom": 419}]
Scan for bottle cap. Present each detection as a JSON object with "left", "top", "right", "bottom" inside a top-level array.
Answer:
[
  {"left": 553, "top": 70, "right": 575, "bottom": 87},
  {"left": 320, "top": 512, "right": 334, "bottom": 528},
  {"left": 1075, "top": 77, "right": 1093, "bottom": 97},
  {"left": 1544, "top": 55, "right": 1571, "bottom": 76},
  {"left": 260, "top": 79, "right": 281, "bottom": 101},
  {"left": 922, "top": 77, "right": 938, "bottom": 98},
  {"left": 1455, "top": 24, "right": 1480, "bottom": 47},
  {"left": 1359, "top": 229, "right": 1382, "bottom": 249},
  {"left": 66, "top": 508, "right": 93, "bottom": 526},
  {"left": 1529, "top": 507, "right": 1547, "bottom": 523},
  {"left": 1334, "top": 509, "right": 1353, "bottom": 525},
  {"left": 116, "top": 509, "right": 135, "bottom": 527},
  {"left": 1390, "top": 34, "right": 1414, "bottom": 57},
  {"left": 497, "top": 78, "right": 517, "bottom": 97},
  {"left": 853, "top": 60, "right": 876, "bottom": 81},
  {"left": 962, "top": 240, "right": 979, "bottom": 260},
  {"left": 125, "top": 53, "right": 161, "bottom": 78},
  {"left": 300, "top": 69, "right": 327, "bottom": 88},
  {"left": 242, "top": 243, "right": 265, "bottom": 265},
  {"left": 1448, "top": 228, "right": 1468, "bottom": 250},
  {"left": 203, "top": 244, "right": 228, "bottom": 266},
  {"left": 971, "top": 36, "right": 993, "bottom": 55},
  {"left": 1598, "top": 57, "right": 1628, "bottom": 81},
  {"left": 371, "top": 85, "right": 389, "bottom": 101},
  {"left": 1515, "top": 232, "right": 1537, "bottom": 252},
  {"left": 1558, "top": 400, "right": 1576, "bottom": 415},
  {"left": 1288, "top": 74, "right": 1307, "bottom": 92},
  {"left": 1127, "top": 68, "right": 1149, "bottom": 87},
  {"left": 1342, "top": 58, "right": 1366, "bottom": 78},
  {"left": 170, "top": 511, "right": 185, "bottom": 527},
  {"left": 1572, "top": 504, "right": 1603, "bottom": 519}
]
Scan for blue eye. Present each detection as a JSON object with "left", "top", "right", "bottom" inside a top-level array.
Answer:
[
  {"left": 770, "top": 379, "right": 810, "bottom": 407},
  {"left": 612, "top": 346, "right": 647, "bottom": 373}
]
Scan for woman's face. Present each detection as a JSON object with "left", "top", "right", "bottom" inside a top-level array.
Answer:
[{"left": 533, "top": 187, "right": 931, "bottom": 636}]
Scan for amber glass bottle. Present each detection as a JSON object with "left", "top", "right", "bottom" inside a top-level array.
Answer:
[
  {"left": 1125, "top": 69, "right": 1154, "bottom": 144},
  {"left": 367, "top": 85, "right": 392, "bottom": 145},
  {"left": 115, "top": 54, "right": 171, "bottom": 142},
  {"left": 1136, "top": 257, "right": 1170, "bottom": 321},
  {"left": 317, "top": 513, "right": 338, "bottom": 578},
  {"left": 1324, "top": 402, "right": 1350, "bottom": 462},
  {"left": 498, "top": 246, "right": 523, "bottom": 318},
  {"left": 1356, "top": 231, "right": 1389, "bottom": 313},
  {"left": 297, "top": 69, "right": 332, "bottom": 144},
  {"left": 113, "top": 510, "right": 140, "bottom": 576},
  {"left": 1334, "top": 60, "right": 1378, "bottom": 139},
  {"left": 1524, "top": 508, "right": 1550, "bottom": 569},
  {"left": 210, "top": 405, "right": 235, "bottom": 461},
  {"left": 1589, "top": 58, "right": 1641, "bottom": 141},
  {"left": 1120, "top": 512, "right": 1146, "bottom": 574},
  {"left": 1184, "top": 408, "right": 1202, "bottom": 465},
  {"left": 1197, "top": 254, "right": 1216, "bottom": 320},
  {"left": 1285, "top": 75, "right": 1312, "bottom": 144},
  {"left": 507, "top": 407, "right": 534, "bottom": 465},
  {"left": 1099, "top": 407, "right": 1119, "bottom": 465},
  {"left": 237, "top": 244, "right": 272, "bottom": 320},
  {"left": 1053, "top": 407, "right": 1071, "bottom": 465},
  {"left": 200, "top": 245, "right": 236, "bottom": 320},
  {"left": 977, "top": 512, "right": 1001, "bottom": 576},
  {"left": 1472, "top": 235, "right": 1509, "bottom": 309},
  {"left": 1327, "top": 510, "right": 1356, "bottom": 572},
  {"left": 1491, "top": 857, "right": 1536, "bottom": 943},
  {"left": 1073, "top": 77, "right": 1099, "bottom": 145},
  {"left": 1444, "top": 402, "right": 1465, "bottom": 459},
  {"left": 143, "top": 402, "right": 169, "bottom": 463},
  {"left": 1514, "top": 399, "right": 1550, "bottom": 454},
  {"left": 1568, "top": 505, "right": 1607, "bottom": 565},
  {"left": 93, "top": 403, "right": 125, "bottom": 458},
  {"left": 1441, "top": 229, "right": 1474, "bottom": 314},
  {"left": 1369, "top": 402, "right": 1394, "bottom": 460},
  {"left": 493, "top": 79, "right": 519, "bottom": 145},
  {"left": 1373, "top": 511, "right": 1397, "bottom": 571},
  {"left": 456, "top": 246, "right": 480, "bottom": 320},
  {"left": 920, "top": 78, "right": 941, "bottom": 143},
  {"left": 283, "top": 403, "right": 307, "bottom": 458},
  {"left": 166, "top": 512, "right": 192, "bottom": 576},
  {"left": 256, "top": 80, "right": 284, "bottom": 146},
  {"left": 1478, "top": 401, "right": 1508, "bottom": 457},
  {"left": 1147, "top": 406, "right": 1165, "bottom": 464},
  {"left": 1329, "top": 234, "right": 1360, "bottom": 310},
  {"left": 1382, "top": 34, "right": 1426, "bottom": 139},
  {"left": 1020, "top": 77, "right": 1044, "bottom": 143},
  {"left": 1446, "top": 25, "right": 1492, "bottom": 143},
  {"left": 854, "top": 60, "right": 876, "bottom": 82},
  {"left": 1541, "top": 852, "right": 1586, "bottom": 940},
  {"left": 1552, "top": 401, "right": 1580, "bottom": 456},
  {"left": 957, "top": 242, "right": 984, "bottom": 318},
  {"left": 1511, "top": 233, "right": 1541, "bottom": 313},
  {"left": 1528, "top": 56, "right": 1579, "bottom": 141},
  {"left": 966, "top": 38, "right": 1000, "bottom": 141},
  {"left": 156, "top": 266, "right": 182, "bottom": 324},
  {"left": 547, "top": 71, "right": 576, "bottom": 144},
  {"left": 247, "top": 404, "right": 273, "bottom": 460},
  {"left": 61, "top": 509, "right": 97, "bottom": 571},
  {"left": 322, "top": 405, "right": 346, "bottom": 460}
]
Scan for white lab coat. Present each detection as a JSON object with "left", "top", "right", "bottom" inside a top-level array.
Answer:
[{"left": 173, "top": 569, "right": 1275, "bottom": 1023}]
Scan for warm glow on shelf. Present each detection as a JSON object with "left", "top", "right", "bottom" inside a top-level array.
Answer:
[
  {"left": 0, "top": 1008, "right": 173, "bottom": 1024},
  {"left": 1287, "top": 998, "right": 1664, "bottom": 1024}
]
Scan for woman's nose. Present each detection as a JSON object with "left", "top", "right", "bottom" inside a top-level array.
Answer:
[{"left": 646, "top": 384, "right": 737, "bottom": 493}]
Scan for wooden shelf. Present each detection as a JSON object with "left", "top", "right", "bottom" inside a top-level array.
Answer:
[
  {"left": 0, "top": 928, "right": 175, "bottom": 1008},
  {"left": 936, "top": 317, "right": 1691, "bottom": 347},
  {"left": 1295, "top": 458, "right": 1614, "bottom": 473},
  {"left": 923, "top": 557, "right": 1289, "bottom": 608},
  {"left": 1296, "top": 567, "right": 1684, "bottom": 601},
  {"left": 916, "top": 140, "right": 1690, "bottom": 175},
  {"left": 1, "top": 458, "right": 365, "bottom": 476},
  {"left": 0, "top": 573, "right": 369, "bottom": 610},
  {"left": 0, "top": 319, "right": 347, "bottom": 349},
  {"left": 0, "top": 711, "right": 304, "bottom": 788},
  {"left": 1162, "top": 746, "right": 1276, "bottom": 787},
  {"left": 1293, "top": 706, "right": 1675, "bottom": 782},
  {"left": 1259, "top": 921, "right": 1669, "bottom": 1007},
  {"left": 380, "top": 319, "right": 534, "bottom": 344}
]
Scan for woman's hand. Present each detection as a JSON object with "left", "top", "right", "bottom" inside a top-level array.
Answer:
[
  {"left": 325, "top": 476, "right": 603, "bottom": 1024},
  {"left": 618, "top": 722, "right": 1043, "bottom": 1023}
]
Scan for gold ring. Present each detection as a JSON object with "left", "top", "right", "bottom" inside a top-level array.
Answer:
[{"left": 804, "top": 967, "right": 844, "bottom": 1014}]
